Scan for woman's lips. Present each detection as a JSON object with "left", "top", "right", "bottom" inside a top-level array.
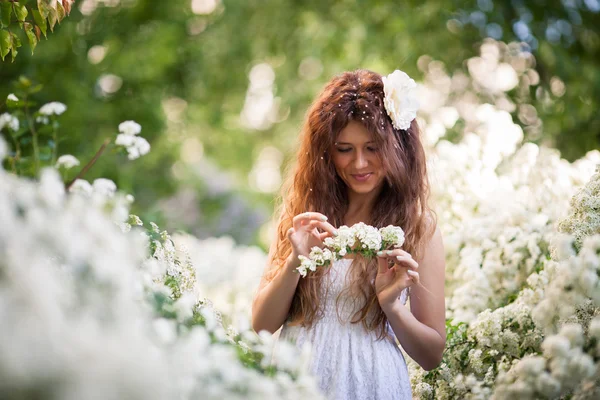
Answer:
[{"left": 351, "top": 173, "right": 372, "bottom": 182}]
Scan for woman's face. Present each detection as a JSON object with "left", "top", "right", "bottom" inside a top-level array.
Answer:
[{"left": 331, "top": 120, "right": 386, "bottom": 196}]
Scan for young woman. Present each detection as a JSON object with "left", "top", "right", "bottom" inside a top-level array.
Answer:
[{"left": 252, "top": 69, "right": 446, "bottom": 399}]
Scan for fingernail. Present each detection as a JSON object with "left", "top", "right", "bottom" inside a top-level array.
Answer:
[
  {"left": 386, "top": 250, "right": 393, "bottom": 255},
  {"left": 377, "top": 251, "right": 384, "bottom": 256},
  {"left": 333, "top": 230, "right": 338, "bottom": 236},
  {"left": 320, "top": 216, "right": 327, "bottom": 221},
  {"left": 396, "top": 255, "right": 403, "bottom": 260}
]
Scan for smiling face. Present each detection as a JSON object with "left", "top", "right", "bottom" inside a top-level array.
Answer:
[{"left": 331, "top": 120, "right": 386, "bottom": 196}]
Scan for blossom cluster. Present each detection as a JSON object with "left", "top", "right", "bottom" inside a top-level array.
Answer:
[
  {"left": 296, "top": 223, "right": 405, "bottom": 277},
  {"left": 0, "top": 112, "right": 19, "bottom": 131},
  {"left": 115, "top": 120, "right": 151, "bottom": 160}
]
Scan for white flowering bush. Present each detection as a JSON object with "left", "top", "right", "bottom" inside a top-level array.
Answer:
[
  {"left": 296, "top": 223, "right": 405, "bottom": 277},
  {"left": 405, "top": 39, "right": 600, "bottom": 399},
  {"left": 0, "top": 144, "right": 324, "bottom": 399}
]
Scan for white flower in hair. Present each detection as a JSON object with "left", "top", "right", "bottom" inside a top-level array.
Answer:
[{"left": 382, "top": 69, "right": 419, "bottom": 130}]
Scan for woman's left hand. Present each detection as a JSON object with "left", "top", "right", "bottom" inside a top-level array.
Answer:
[{"left": 374, "top": 248, "right": 420, "bottom": 311}]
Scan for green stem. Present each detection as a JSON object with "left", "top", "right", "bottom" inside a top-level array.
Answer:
[
  {"left": 23, "top": 93, "right": 40, "bottom": 176},
  {"left": 51, "top": 123, "right": 57, "bottom": 165},
  {"left": 9, "top": 133, "right": 20, "bottom": 174}
]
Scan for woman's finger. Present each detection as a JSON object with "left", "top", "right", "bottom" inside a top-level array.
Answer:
[
  {"left": 394, "top": 255, "right": 419, "bottom": 270},
  {"left": 318, "top": 231, "right": 334, "bottom": 241},
  {"left": 376, "top": 251, "right": 418, "bottom": 270},
  {"left": 292, "top": 212, "right": 328, "bottom": 230},
  {"left": 306, "top": 220, "right": 319, "bottom": 230},
  {"left": 384, "top": 248, "right": 413, "bottom": 259},
  {"left": 304, "top": 220, "right": 338, "bottom": 237},
  {"left": 286, "top": 227, "right": 295, "bottom": 240},
  {"left": 376, "top": 254, "right": 392, "bottom": 275},
  {"left": 407, "top": 269, "right": 420, "bottom": 284}
]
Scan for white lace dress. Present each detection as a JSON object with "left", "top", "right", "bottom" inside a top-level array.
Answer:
[{"left": 279, "top": 258, "right": 412, "bottom": 400}]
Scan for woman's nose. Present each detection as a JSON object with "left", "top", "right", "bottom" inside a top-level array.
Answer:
[{"left": 353, "top": 151, "right": 368, "bottom": 169}]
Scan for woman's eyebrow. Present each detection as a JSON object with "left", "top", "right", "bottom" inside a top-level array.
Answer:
[{"left": 335, "top": 141, "right": 376, "bottom": 145}]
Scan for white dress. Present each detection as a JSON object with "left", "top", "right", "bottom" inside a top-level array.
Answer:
[{"left": 279, "top": 258, "right": 412, "bottom": 400}]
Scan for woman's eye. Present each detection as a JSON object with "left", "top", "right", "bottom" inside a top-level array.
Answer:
[
  {"left": 336, "top": 148, "right": 352, "bottom": 153},
  {"left": 367, "top": 147, "right": 379, "bottom": 152}
]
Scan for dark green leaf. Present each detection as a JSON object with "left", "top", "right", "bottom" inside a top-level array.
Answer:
[
  {"left": 29, "top": 84, "right": 43, "bottom": 94},
  {"left": 0, "top": 2, "right": 12, "bottom": 28},
  {"left": 10, "top": 32, "right": 21, "bottom": 62},
  {"left": 14, "top": 3, "right": 27, "bottom": 27},
  {"left": 32, "top": 10, "right": 47, "bottom": 37},
  {"left": 12, "top": 32, "right": 21, "bottom": 47},
  {"left": 0, "top": 29, "right": 9, "bottom": 61},
  {"left": 24, "top": 22, "right": 37, "bottom": 54}
]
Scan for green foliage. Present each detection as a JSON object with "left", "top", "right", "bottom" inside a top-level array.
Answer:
[
  {"left": 0, "top": 0, "right": 598, "bottom": 246},
  {"left": 0, "top": 0, "right": 74, "bottom": 61}
]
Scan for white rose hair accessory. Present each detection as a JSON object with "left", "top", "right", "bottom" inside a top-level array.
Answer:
[{"left": 382, "top": 69, "right": 419, "bottom": 131}]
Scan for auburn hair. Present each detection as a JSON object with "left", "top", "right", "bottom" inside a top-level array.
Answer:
[{"left": 267, "top": 69, "right": 436, "bottom": 339}]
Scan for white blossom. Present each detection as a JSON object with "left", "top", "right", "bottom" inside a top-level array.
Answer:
[
  {"left": 39, "top": 101, "right": 67, "bottom": 116},
  {"left": 36, "top": 115, "right": 50, "bottom": 125},
  {"left": 118, "top": 120, "right": 142, "bottom": 136},
  {"left": 379, "top": 225, "right": 405, "bottom": 247},
  {"left": 126, "top": 136, "right": 151, "bottom": 160},
  {"left": 0, "top": 112, "right": 19, "bottom": 131},
  {"left": 68, "top": 178, "right": 93, "bottom": 196},
  {"left": 92, "top": 178, "right": 117, "bottom": 198},
  {"left": 7, "top": 93, "right": 18, "bottom": 101},
  {"left": 55, "top": 154, "right": 80, "bottom": 169}
]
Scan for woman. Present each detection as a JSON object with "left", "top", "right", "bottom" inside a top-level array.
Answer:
[{"left": 251, "top": 69, "right": 446, "bottom": 399}]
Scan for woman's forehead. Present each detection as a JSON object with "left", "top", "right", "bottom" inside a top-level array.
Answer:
[{"left": 335, "top": 121, "right": 376, "bottom": 144}]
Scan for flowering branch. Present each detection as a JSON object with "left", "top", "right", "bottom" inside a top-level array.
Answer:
[
  {"left": 296, "top": 223, "right": 405, "bottom": 277},
  {"left": 65, "top": 138, "right": 110, "bottom": 191}
]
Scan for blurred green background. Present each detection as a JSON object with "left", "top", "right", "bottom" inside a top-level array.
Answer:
[{"left": 1, "top": 0, "right": 599, "bottom": 247}]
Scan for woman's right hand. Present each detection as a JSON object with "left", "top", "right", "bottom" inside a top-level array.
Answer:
[{"left": 286, "top": 212, "right": 338, "bottom": 265}]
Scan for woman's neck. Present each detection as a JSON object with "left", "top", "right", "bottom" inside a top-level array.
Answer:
[{"left": 344, "top": 187, "right": 382, "bottom": 225}]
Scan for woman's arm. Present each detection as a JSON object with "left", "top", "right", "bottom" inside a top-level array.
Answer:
[
  {"left": 251, "top": 254, "right": 301, "bottom": 334},
  {"left": 252, "top": 211, "right": 337, "bottom": 334},
  {"left": 383, "top": 225, "right": 447, "bottom": 371}
]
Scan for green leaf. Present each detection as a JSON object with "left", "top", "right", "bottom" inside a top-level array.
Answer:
[
  {"left": 37, "top": 0, "right": 53, "bottom": 19},
  {"left": 18, "top": 76, "right": 31, "bottom": 88},
  {"left": 55, "top": 1, "right": 65, "bottom": 24},
  {"left": 10, "top": 45, "right": 18, "bottom": 62},
  {"left": 10, "top": 33, "right": 21, "bottom": 63},
  {"left": 14, "top": 3, "right": 27, "bottom": 28},
  {"left": 47, "top": 7, "right": 57, "bottom": 32},
  {"left": 29, "top": 83, "right": 43, "bottom": 94},
  {"left": 24, "top": 22, "right": 37, "bottom": 54},
  {"left": 0, "top": 29, "right": 9, "bottom": 61},
  {"left": 0, "top": 2, "right": 12, "bottom": 28},
  {"left": 32, "top": 10, "right": 47, "bottom": 37}
]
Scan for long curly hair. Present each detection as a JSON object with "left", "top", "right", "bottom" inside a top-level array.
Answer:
[{"left": 267, "top": 69, "right": 436, "bottom": 339}]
